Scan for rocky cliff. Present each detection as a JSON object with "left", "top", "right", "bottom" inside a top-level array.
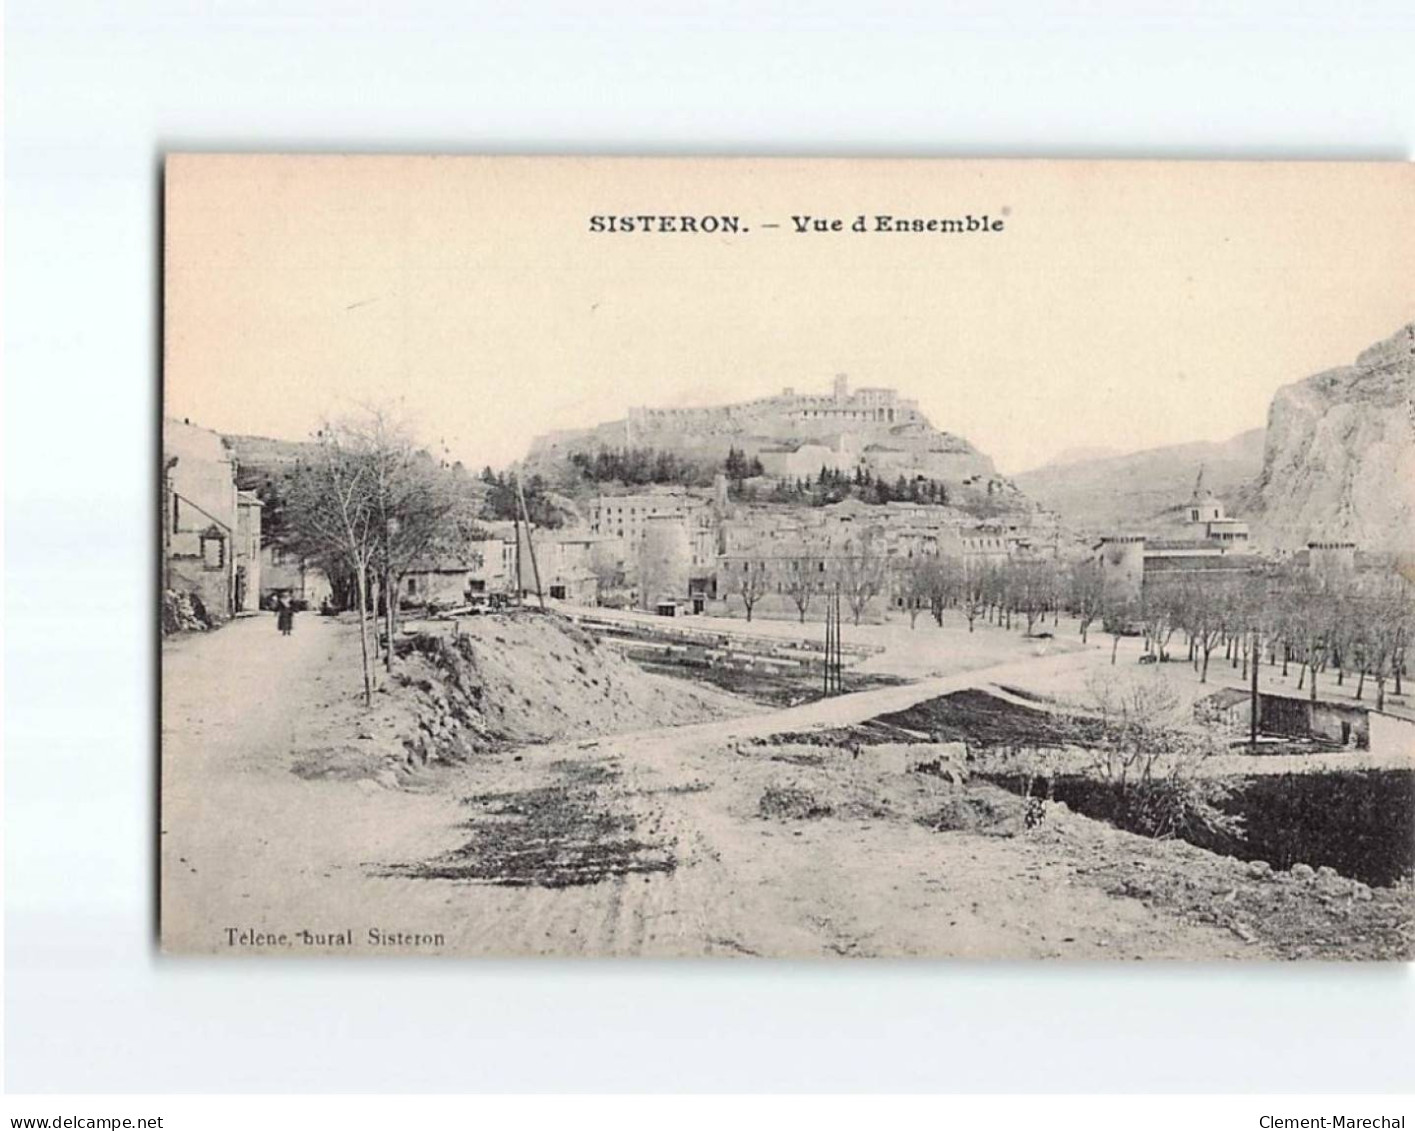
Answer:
[{"left": 1250, "top": 322, "right": 1415, "bottom": 551}]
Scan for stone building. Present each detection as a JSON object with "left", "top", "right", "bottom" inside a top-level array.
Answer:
[
  {"left": 1094, "top": 532, "right": 1263, "bottom": 603},
  {"left": 234, "top": 491, "right": 263, "bottom": 611},
  {"left": 711, "top": 497, "right": 1043, "bottom": 619},
  {"left": 587, "top": 489, "right": 720, "bottom": 601},
  {"left": 1306, "top": 540, "right": 1358, "bottom": 580},
  {"left": 638, "top": 514, "right": 693, "bottom": 610},
  {"left": 402, "top": 523, "right": 518, "bottom": 607},
  {"left": 537, "top": 529, "right": 608, "bottom": 603},
  {"left": 163, "top": 417, "right": 261, "bottom": 622},
  {"left": 259, "top": 543, "right": 331, "bottom": 610},
  {"left": 1183, "top": 466, "right": 1250, "bottom": 545},
  {"left": 1094, "top": 468, "right": 1259, "bottom": 602},
  {"left": 401, "top": 523, "right": 610, "bottom": 608}
]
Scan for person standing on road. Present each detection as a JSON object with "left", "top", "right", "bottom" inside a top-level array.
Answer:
[{"left": 276, "top": 595, "right": 294, "bottom": 636}]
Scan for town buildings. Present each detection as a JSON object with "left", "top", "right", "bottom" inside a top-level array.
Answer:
[
  {"left": 708, "top": 497, "right": 1056, "bottom": 618},
  {"left": 1094, "top": 468, "right": 1261, "bottom": 603},
  {"left": 586, "top": 491, "right": 719, "bottom": 570},
  {"left": 163, "top": 417, "right": 262, "bottom": 622},
  {"left": 401, "top": 521, "right": 612, "bottom": 609},
  {"left": 260, "top": 542, "right": 332, "bottom": 610}
]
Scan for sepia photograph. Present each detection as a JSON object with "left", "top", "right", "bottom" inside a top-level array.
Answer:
[{"left": 160, "top": 154, "right": 1415, "bottom": 960}]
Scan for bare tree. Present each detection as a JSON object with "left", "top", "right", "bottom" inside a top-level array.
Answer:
[
  {"left": 896, "top": 554, "right": 935, "bottom": 629},
  {"left": 1101, "top": 593, "right": 1136, "bottom": 665},
  {"left": 1069, "top": 559, "right": 1104, "bottom": 643},
  {"left": 1082, "top": 669, "right": 1239, "bottom": 841},
  {"left": 1010, "top": 560, "right": 1052, "bottom": 636},
  {"left": 835, "top": 534, "right": 888, "bottom": 625},
  {"left": 284, "top": 425, "right": 380, "bottom": 706},
  {"left": 1178, "top": 580, "right": 1226, "bottom": 684},
  {"left": 1354, "top": 570, "right": 1413, "bottom": 711},
  {"left": 1140, "top": 578, "right": 1181, "bottom": 662},
  {"left": 782, "top": 547, "right": 820, "bottom": 623},
  {"left": 1288, "top": 573, "right": 1336, "bottom": 703},
  {"left": 362, "top": 408, "right": 478, "bottom": 671},
  {"left": 927, "top": 554, "right": 963, "bottom": 627},
  {"left": 960, "top": 561, "right": 989, "bottom": 633},
  {"left": 1234, "top": 575, "right": 1267, "bottom": 681},
  {"left": 725, "top": 556, "right": 770, "bottom": 622},
  {"left": 1084, "top": 669, "right": 1183, "bottom": 789}
]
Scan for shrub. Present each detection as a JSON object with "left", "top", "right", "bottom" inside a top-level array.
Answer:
[
  {"left": 758, "top": 785, "right": 832, "bottom": 820},
  {"left": 1083, "top": 669, "right": 1244, "bottom": 844}
]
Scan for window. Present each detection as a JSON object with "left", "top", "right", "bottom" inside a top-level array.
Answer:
[
  {"left": 201, "top": 533, "right": 225, "bottom": 570},
  {"left": 407, "top": 577, "right": 418, "bottom": 595}
]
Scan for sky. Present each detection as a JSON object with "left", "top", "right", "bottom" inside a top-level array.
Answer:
[{"left": 165, "top": 156, "right": 1415, "bottom": 476}]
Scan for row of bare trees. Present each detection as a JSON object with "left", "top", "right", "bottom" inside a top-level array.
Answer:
[
  {"left": 279, "top": 409, "right": 482, "bottom": 706},
  {"left": 1123, "top": 567, "right": 1413, "bottom": 710},
  {"left": 896, "top": 553, "right": 1089, "bottom": 637},
  {"left": 719, "top": 527, "right": 1412, "bottom": 712},
  {"left": 893, "top": 550, "right": 1412, "bottom": 710},
  {"left": 724, "top": 534, "right": 896, "bottom": 624}
]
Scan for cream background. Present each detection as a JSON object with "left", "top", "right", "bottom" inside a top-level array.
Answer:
[
  {"left": 165, "top": 156, "right": 1415, "bottom": 474},
  {"left": 8, "top": 0, "right": 1415, "bottom": 1097}
]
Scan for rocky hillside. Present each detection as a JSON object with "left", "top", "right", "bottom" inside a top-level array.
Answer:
[
  {"left": 1250, "top": 322, "right": 1415, "bottom": 552},
  {"left": 524, "top": 387, "right": 999, "bottom": 488},
  {"left": 1012, "top": 429, "right": 1266, "bottom": 535}
]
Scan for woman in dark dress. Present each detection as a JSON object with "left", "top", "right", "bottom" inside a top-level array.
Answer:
[{"left": 276, "top": 596, "right": 294, "bottom": 636}]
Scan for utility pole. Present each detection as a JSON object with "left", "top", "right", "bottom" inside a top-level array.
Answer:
[
  {"left": 1250, "top": 626, "right": 1260, "bottom": 749},
  {"left": 515, "top": 474, "right": 546, "bottom": 611},
  {"left": 823, "top": 584, "right": 843, "bottom": 695},
  {"left": 511, "top": 508, "right": 523, "bottom": 599},
  {"left": 833, "top": 586, "right": 843, "bottom": 693}
]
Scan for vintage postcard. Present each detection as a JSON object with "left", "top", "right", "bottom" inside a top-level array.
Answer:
[{"left": 161, "top": 155, "right": 1414, "bottom": 958}]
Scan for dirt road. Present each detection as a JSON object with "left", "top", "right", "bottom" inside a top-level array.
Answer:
[{"left": 161, "top": 613, "right": 1248, "bottom": 959}]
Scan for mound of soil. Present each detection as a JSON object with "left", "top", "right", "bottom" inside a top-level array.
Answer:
[
  {"left": 917, "top": 787, "right": 1022, "bottom": 834},
  {"left": 384, "top": 613, "right": 753, "bottom": 767}
]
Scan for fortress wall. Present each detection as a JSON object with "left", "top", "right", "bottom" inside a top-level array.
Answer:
[{"left": 629, "top": 386, "right": 921, "bottom": 431}]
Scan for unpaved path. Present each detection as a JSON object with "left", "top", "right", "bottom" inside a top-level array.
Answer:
[
  {"left": 161, "top": 614, "right": 468, "bottom": 949},
  {"left": 161, "top": 614, "right": 1247, "bottom": 959}
]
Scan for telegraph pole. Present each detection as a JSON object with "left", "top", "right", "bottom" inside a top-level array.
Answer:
[
  {"left": 833, "top": 586, "right": 843, "bottom": 693},
  {"left": 515, "top": 474, "right": 546, "bottom": 611},
  {"left": 822, "top": 584, "right": 843, "bottom": 695},
  {"left": 511, "top": 507, "right": 523, "bottom": 599},
  {"left": 1250, "top": 627, "right": 1260, "bottom": 748}
]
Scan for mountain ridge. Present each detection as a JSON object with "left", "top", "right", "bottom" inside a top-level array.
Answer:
[{"left": 1011, "top": 428, "right": 1266, "bottom": 535}]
